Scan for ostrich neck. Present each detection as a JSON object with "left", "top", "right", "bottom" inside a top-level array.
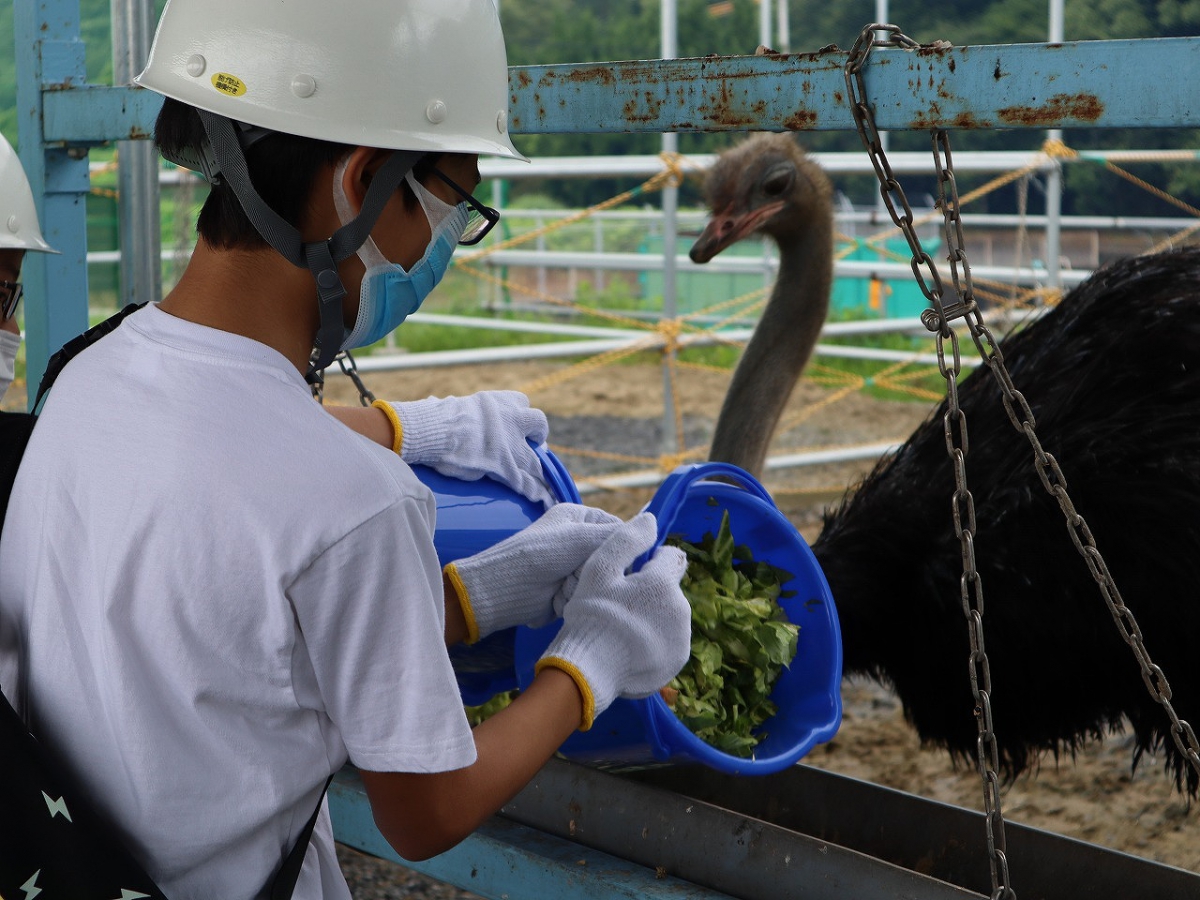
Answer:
[{"left": 708, "top": 220, "right": 834, "bottom": 477}]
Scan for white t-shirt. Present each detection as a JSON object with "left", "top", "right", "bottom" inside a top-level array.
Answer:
[
  {"left": 0, "top": 304, "right": 477, "bottom": 899},
  {"left": 0, "top": 327, "right": 20, "bottom": 399}
]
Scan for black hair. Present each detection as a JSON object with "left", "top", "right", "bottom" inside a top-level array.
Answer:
[{"left": 153, "top": 98, "right": 442, "bottom": 251}]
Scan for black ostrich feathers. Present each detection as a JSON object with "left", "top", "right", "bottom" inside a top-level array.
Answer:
[{"left": 814, "top": 246, "right": 1200, "bottom": 795}]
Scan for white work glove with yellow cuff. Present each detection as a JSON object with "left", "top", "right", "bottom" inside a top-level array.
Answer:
[
  {"left": 373, "top": 391, "right": 555, "bottom": 508},
  {"left": 444, "top": 503, "right": 622, "bottom": 645},
  {"left": 535, "top": 513, "right": 691, "bottom": 731}
]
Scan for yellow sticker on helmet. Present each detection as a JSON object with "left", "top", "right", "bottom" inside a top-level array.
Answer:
[{"left": 211, "top": 73, "right": 247, "bottom": 97}]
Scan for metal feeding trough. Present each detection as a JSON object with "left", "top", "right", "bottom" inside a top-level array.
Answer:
[{"left": 331, "top": 757, "right": 1200, "bottom": 900}]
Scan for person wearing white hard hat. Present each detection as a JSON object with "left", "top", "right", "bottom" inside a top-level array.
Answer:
[
  {"left": 0, "top": 133, "right": 59, "bottom": 401},
  {"left": 0, "top": 1, "right": 692, "bottom": 898}
]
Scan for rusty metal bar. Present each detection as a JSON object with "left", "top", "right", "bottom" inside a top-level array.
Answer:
[
  {"left": 507, "top": 37, "right": 1200, "bottom": 134},
  {"left": 40, "top": 37, "right": 1200, "bottom": 145}
]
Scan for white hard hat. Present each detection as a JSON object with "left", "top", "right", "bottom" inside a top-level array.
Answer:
[
  {"left": 134, "top": 0, "right": 527, "bottom": 162},
  {"left": 0, "top": 133, "right": 58, "bottom": 254}
]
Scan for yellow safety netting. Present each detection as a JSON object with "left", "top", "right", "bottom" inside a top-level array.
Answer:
[
  {"left": 96, "top": 140, "right": 1200, "bottom": 499},
  {"left": 431, "top": 138, "right": 1200, "bottom": 498}
]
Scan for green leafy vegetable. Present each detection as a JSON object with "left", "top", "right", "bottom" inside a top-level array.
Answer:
[
  {"left": 464, "top": 689, "right": 517, "bottom": 726},
  {"left": 664, "top": 510, "right": 799, "bottom": 757}
]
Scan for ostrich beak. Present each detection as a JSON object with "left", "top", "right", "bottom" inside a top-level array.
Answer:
[{"left": 690, "top": 199, "right": 786, "bottom": 263}]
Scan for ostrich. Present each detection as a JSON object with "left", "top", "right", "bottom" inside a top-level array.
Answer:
[
  {"left": 691, "top": 133, "right": 835, "bottom": 480},
  {"left": 691, "top": 134, "right": 1200, "bottom": 794}
]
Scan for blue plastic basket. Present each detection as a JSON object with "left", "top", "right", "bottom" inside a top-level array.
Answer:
[
  {"left": 411, "top": 444, "right": 581, "bottom": 706},
  {"left": 514, "top": 462, "right": 843, "bottom": 775}
]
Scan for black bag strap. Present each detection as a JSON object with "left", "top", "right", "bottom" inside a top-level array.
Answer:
[
  {"left": 6, "top": 303, "right": 144, "bottom": 529},
  {"left": 0, "top": 411, "right": 35, "bottom": 526},
  {"left": 269, "top": 774, "right": 335, "bottom": 900},
  {"left": 31, "top": 302, "right": 146, "bottom": 412}
]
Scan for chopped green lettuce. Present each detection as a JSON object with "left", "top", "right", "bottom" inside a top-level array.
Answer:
[{"left": 664, "top": 510, "right": 799, "bottom": 757}]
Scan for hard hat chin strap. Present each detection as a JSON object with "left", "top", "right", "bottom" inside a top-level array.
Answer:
[{"left": 195, "top": 109, "right": 423, "bottom": 382}]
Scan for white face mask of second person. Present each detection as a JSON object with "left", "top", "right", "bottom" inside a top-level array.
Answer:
[{"left": 332, "top": 158, "right": 468, "bottom": 350}]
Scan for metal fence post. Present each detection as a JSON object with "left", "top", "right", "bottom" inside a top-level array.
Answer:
[{"left": 15, "top": 0, "right": 92, "bottom": 405}]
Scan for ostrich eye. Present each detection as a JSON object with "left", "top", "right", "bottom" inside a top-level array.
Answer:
[{"left": 760, "top": 164, "right": 794, "bottom": 197}]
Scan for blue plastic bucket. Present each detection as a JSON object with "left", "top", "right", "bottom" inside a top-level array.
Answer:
[
  {"left": 411, "top": 444, "right": 581, "bottom": 706},
  {"left": 514, "top": 462, "right": 843, "bottom": 775}
]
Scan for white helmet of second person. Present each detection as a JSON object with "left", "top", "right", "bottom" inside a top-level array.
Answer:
[
  {"left": 134, "top": 0, "right": 527, "bottom": 162},
  {"left": 0, "top": 134, "right": 59, "bottom": 254}
]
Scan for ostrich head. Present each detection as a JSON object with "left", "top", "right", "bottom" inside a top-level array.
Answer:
[
  {"left": 691, "top": 133, "right": 833, "bottom": 263},
  {"left": 692, "top": 132, "right": 836, "bottom": 478}
]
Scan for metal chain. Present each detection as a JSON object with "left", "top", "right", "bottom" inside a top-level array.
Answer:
[
  {"left": 846, "top": 23, "right": 1200, "bottom": 895},
  {"left": 847, "top": 23, "right": 1014, "bottom": 898},
  {"left": 336, "top": 351, "right": 377, "bottom": 406},
  {"left": 309, "top": 350, "right": 378, "bottom": 406}
]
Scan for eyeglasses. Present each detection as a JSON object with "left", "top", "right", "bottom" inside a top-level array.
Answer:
[
  {"left": 429, "top": 169, "right": 501, "bottom": 246},
  {"left": 0, "top": 281, "right": 21, "bottom": 321}
]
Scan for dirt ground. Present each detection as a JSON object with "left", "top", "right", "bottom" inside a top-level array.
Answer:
[{"left": 322, "top": 355, "right": 1200, "bottom": 891}]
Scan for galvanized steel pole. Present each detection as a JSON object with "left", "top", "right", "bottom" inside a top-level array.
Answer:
[
  {"left": 111, "top": 0, "right": 161, "bottom": 309},
  {"left": 1045, "top": 0, "right": 1065, "bottom": 295},
  {"left": 660, "top": 0, "right": 680, "bottom": 459}
]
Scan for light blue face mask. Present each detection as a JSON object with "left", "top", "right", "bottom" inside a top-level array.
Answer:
[{"left": 333, "top": 163, "right": 469, "bottom": 350}]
